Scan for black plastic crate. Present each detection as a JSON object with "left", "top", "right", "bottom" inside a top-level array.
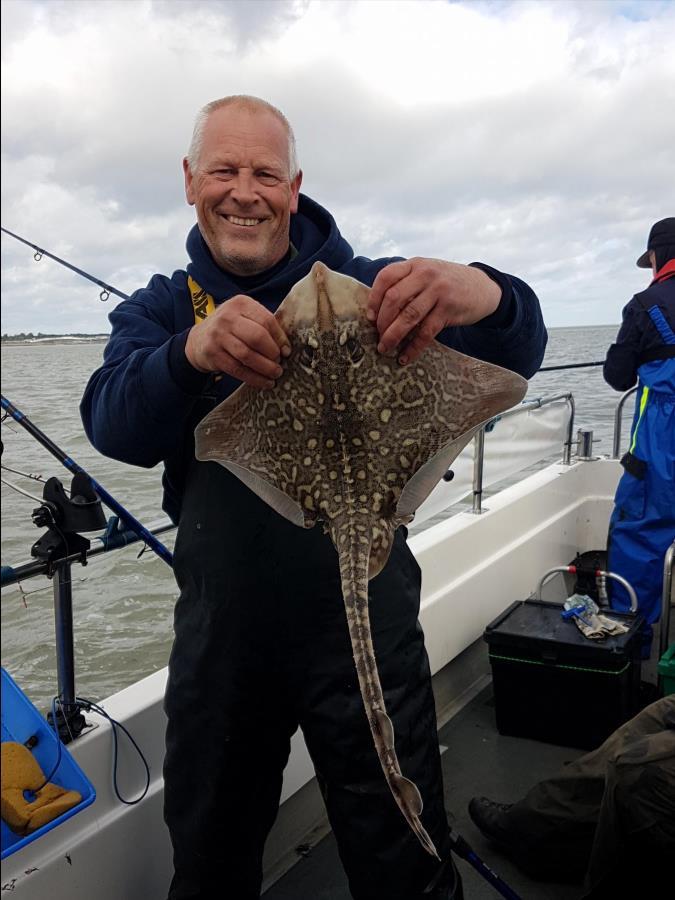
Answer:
[{"left": 484, "top": 600, "right": 643, "bottom": 750}]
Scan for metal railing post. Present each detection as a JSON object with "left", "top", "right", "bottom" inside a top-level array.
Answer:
[
  {"left": 659, "top": 541, "right": 675, "bottom": 662},
  {"left": 471, "top": 428, "right": 486, "bottom": 514},
  {"left": 562, "top": 395, "right": 575, "bottom": 465},
  {"left": 612, "top": 387, "right": 638, "bottom": 459}
]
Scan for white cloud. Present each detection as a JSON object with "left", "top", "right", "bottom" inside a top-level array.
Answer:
[{"left": 1, "top": 0, "right": 674, "bottom": 335}]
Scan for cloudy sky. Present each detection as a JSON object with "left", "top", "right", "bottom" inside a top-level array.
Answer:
[{"left": 1, "top": 0, "right": 674, "bottom": 335}]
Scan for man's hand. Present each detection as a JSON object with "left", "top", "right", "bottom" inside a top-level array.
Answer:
[
  {"left": 366, "top": 258, "right": 502, "bottom": 365},
  {"left": 185, "top": 294, "right": 291, "bottom": 389}
]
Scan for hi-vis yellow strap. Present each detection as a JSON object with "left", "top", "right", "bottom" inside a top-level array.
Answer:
[
  {"left": 188, "top": 276, "right": 216, "bottom": 323},
  {"left": 629, "top": 385, "right": 650, "bottom": 453}
]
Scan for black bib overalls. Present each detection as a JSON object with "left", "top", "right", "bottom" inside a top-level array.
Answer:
[{"left": 164, "top": 459, "right": 461, "bottom": 899}]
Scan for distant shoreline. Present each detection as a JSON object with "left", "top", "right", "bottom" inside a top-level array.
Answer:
[
  {"left": 2, "top": 325, "right": 621, "bottom": 344},
  {"left": 1, "top": 324, "right": 621, "bottom": 349},
  {"left": 2, "top": 335, "right": 109, "bottom": 345}
]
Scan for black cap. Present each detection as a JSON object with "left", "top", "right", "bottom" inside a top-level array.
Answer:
[{"left": 636, "top": 217, "right": 675, "bottom": 268}]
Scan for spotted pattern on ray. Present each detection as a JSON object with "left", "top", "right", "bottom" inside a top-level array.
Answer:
[{"left": 195, "top": 262, "right": 527, "bottom": 858}]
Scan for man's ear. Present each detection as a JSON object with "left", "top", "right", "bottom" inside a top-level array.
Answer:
[
  {"left": 183, "top": 158, "right": 195, "bottom": 206},
  {"left": 290, "top": 170, "right": 303, "bottom": 214}
]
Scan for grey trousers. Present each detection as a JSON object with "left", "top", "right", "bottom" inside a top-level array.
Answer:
[{"left": 503, "top": 696, "right": 675, "bottom": 895}]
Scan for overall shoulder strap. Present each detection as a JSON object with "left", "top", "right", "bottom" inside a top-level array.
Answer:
[
  {"left": 646, "top": 304, "right": 675, "bottom": 345},
  {"left": 634, "top": 287, "right": 675, "bottom": 365}
]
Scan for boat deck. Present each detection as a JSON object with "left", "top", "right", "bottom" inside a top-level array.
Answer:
[{"left": 264, "top": 682, "right": 586, "bottom": 900}]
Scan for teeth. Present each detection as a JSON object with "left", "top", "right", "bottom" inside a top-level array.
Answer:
[{"left": 225, "top": 215, "right": 262, "bottom": 226}]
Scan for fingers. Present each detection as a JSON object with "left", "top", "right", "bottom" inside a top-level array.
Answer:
[
  {"left": 235, "top": 298, "right": 291, "bottom": 359},
  {"left": 396, "top": 311, "right": 447, "bottom": 365},
  {"left": 368, "top": 260, "right": 440, "bottom": 359},
  {"left": 256, "top": 307, "right": 292, "bottom": 359},
  {"left": 366, "top": 258, "right": 502, "bottom": 366},
  {"left": 225, "top": 331, "right": 285, "bottom": 383},
  {"left": 215, "top": 345, "right": 279, "bottom": 390},
  {"left": 186, "top": 295, "right": 290, "bottom": 388},
  {"left": 377, "top": 290, "right": 437, "bottom": 356},
  {"left": 367, "top": 260, "right": 413, "bottom": 324},
  {"left": 233, "top": 314, "right": 285, "bottom": 367}
]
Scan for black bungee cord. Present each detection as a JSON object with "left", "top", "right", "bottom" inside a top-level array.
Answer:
[
  {"left": 29, "top": 695, "right": 150, "bottom": 806},
  {"left": 74, "top": 696, "right": 151, "bottom": 805}
]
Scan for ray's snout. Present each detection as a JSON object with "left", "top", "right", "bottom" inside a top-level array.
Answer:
[
  {"left": 310, "top": 260, "right": 329, "bottom": 287},
  {"left": 278, "top": 263, "right": 368, "bottom": 333}
]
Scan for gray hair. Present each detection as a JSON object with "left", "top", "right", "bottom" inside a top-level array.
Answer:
[{"left": 186, "top": 95, "right": 299, "bottom": 179}]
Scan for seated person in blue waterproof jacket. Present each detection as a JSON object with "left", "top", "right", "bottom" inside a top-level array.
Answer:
[
  {"left": 80, "top": 94, "right": 547, "bottom": 900},
  {"left": 603, "top": 217, "right": 675, "bottom": 653}
]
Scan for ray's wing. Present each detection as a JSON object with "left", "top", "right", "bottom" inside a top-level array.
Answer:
[
  {"left": 388, "top": 344, "right": 527, "bottom": 521},
  {"left": 194, "top": 381, "right": 314, "bottom": 528}
]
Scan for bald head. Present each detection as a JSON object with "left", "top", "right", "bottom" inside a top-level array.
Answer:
[{"left": 186, "top": 95, "right": 299, "bottom": 179}]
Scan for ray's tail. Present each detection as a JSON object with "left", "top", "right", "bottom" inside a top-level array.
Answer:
[{"left": 336, "top": 535, "right": 440, "bottom": 860}]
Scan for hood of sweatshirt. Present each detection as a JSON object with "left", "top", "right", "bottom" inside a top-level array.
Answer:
[{"left": 185, "top": 193, "right": 355, "bottom": 310}]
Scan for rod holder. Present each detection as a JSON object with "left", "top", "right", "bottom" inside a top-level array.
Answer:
[
  {"left": 576, "top": 428, "right": 595, "bottom": 460},
  {"left": 47, "top": 559, "right": 87, "bottom": 743}
]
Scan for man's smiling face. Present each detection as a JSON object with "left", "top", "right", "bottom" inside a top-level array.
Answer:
[{"left": 184, "top": 104, "right": 302, "bottom": 276}]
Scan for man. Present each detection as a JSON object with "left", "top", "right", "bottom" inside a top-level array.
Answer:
[
  {"left": 603, "top": 217, "right": 675, "bottom": 652},
  {"left": 81, "top": 95, "right": 547, "bottom": 900},
  {"left": 467, "top": 696, "right": 675, "bottom": 898}
]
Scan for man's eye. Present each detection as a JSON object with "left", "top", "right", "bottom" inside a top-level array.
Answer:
[{"left": 258, "top": 172, "right": 279, "bottom": 185}]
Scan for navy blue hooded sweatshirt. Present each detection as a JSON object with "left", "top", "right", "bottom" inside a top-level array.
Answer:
[
  {"left": 603, "top": 264, "right": 675, "bottom": 391},
  {"left": 81, "top": 194, "right": 547, "bottom": 524}
]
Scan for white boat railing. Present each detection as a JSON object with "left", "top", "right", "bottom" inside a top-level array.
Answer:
[{"left": 470, "top": 392, "right": 574, "bottom": 514}]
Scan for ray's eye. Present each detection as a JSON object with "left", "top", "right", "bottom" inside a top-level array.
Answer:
[
  {"left": 300, "top": 344, "right": 317, "bottom": 368},
  {"left": 345, "top": 337, "right": 364, "bottom": 364}
]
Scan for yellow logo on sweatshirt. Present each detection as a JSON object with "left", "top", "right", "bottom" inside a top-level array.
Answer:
[{"left": 188, "top": 276, "right": 216, "bottom": 323}]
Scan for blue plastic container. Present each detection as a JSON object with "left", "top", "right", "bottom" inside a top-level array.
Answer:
[{"left": 1, "top": 668, "right": 96, "bottom": 859}]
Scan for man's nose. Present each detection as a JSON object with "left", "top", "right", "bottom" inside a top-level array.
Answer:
[{"left": 229, "top": 171, "right": 258, "bottom": 204}]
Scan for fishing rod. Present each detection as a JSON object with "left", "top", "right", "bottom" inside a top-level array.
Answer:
[
  {"left": 448, "top": 828, "right": 522, "bottom": 900},
  {"left": 1, "top": 395, "right": 173, "bottom": 567},
  {"left": 538, "top": 360, "right": 604, "bottom": 372},
  {"left": 1, "top": 226, "right": 129, "bottom": 302},
  {"left": 2, "top": 225, "right": 605, "bottom": 373}
]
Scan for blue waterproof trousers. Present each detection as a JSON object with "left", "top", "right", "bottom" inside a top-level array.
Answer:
[{"left": 607, "top": 349, "right": 675, "bottom": 639}]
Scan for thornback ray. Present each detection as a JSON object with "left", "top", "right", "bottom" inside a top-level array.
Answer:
[{"left": 194, "top": 262, "right": 527, "bottom": 858}]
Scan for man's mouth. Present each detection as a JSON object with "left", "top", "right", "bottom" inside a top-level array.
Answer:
[{"left": 223, "top": 214, "right": 264, "bottom": 227}]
